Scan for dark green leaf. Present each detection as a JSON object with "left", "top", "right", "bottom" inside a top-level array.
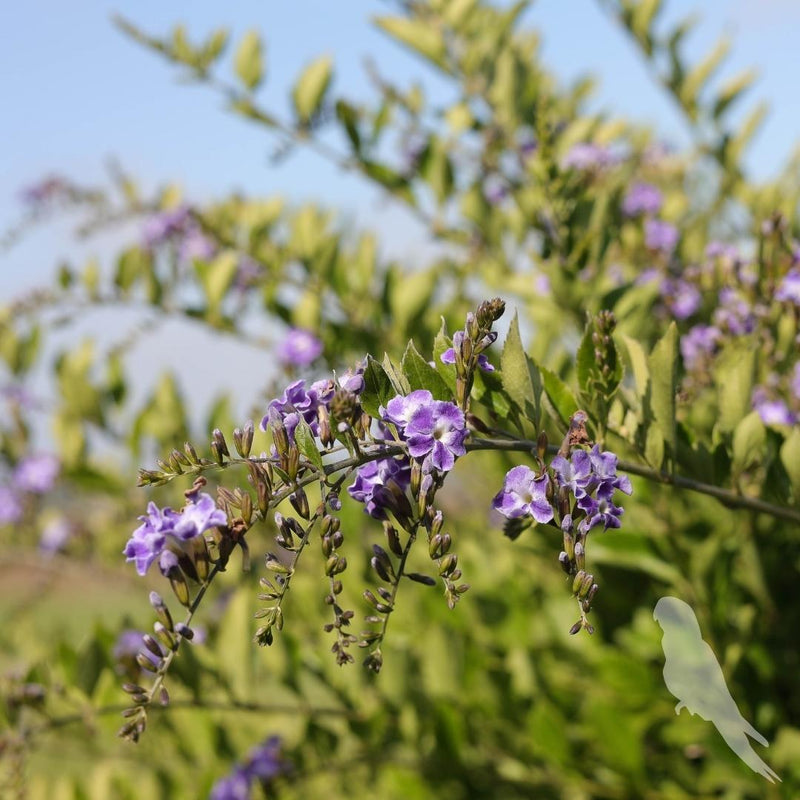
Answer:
[{"left": 402, "top": 340, "right": 451, "bottom": 400}]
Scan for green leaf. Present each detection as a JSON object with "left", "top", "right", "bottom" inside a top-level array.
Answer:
[
  {"left": 234, "top": 30, "right": 264, "bottom": 91},
  {"left": 361, "top": 357, "right": 394, "bottom": 418},
  {"left": 713, "top": 68, "right": 757, "bottom": 119},
  {"left": 401, "top": 340, "right": 451, "bottom": 401},
  {"left": 731, "top": 411, "right": 765, "bottom": 477},
  {"left": 373, "top": 16, "right": 446, "bottom": 66},
  {"left": 361, "top": 160, "right": 412, "bottom": 202},
  {"left": 335, "top": 99, "right": 361, "bottom": 153},
  {"left": 715, "top": 345, "right": 756, "bottom": 434},
  {"left": 292, "top": 55, "right": 333, "bottom": 123},
  {"left": 500, "top": 312, "right": 541, "bottom": 429},
  {"left": 622, "top": 334, "right": 650, "bottom": 405},
  {"left": 540, "top": 365, "right": 578, "bottom": 427},
  {"left": 194, "top": 251, "right": 239, "bottom": 318},
  {"left": 382, "top": 353, "right": 411, "bottom": 396},
  {"left": 780, "top": 429, "right": 800, "bottom": 501},
  {"left": 295, "top": 418, "right": 324, "bottom": 471},
  {"left": 648, "top": 322, "right": 678, "bottom": 459}
]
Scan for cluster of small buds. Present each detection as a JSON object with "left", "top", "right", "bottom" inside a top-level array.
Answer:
[
  {"left": 116, "top": 590, "right": 197, "bottom": 742},
  {"left": 441, "top": 298, "right": 505, "bottom": 410},
  {"left": 320, "top": 504, "right": 357, "bottom": 665}
]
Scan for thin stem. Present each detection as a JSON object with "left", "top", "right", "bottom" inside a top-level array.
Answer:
[{"left": 467, "top": 437, "right": 800, "bottom": 525}]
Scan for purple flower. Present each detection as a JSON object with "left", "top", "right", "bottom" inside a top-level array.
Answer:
[
  {"left": 403, "top": 399, "right": 467, "bottom": 473},
  {"left": 705, "top": 241, "right": 739, "bottom": 261},
  {"left": 178, "top": 228, "right": 217, "bottom": 263},
  {"left": 587, "top": 445, "right": 633, "bottom": 495},
  {"left": 123, "top": 493, "right": 225, "bottom": 576},
  {"left": 0, "top": 487, "right": 23, "bottom": 525},
  {"left": 18, "top": 176, "right": 67, "bottom": 208},
  {"left": 492, "top": 466, "right": 554, "bottom": 523},
  {"left": 483, "top": 174, "right": 509, "bottom": 205},
  {"left": 622, "top": 182, "right": 663, "bottom": 217},
  {"left": 347, "top": 457, "right": 412, "bottom": 519},
  {"left": 776, "top": 269, "right": 800, "bottom": 305},
  {"left": 142, "top": 206, "right": 191, "bottom": 249},
  {"left": 645, "top": 219, "right": 679, "bottom": 254},
  {"left": 210, "top": 736, "right": 288, "bottom": 800},
  {"left": 663, "top": 278, "right": 701, "bottom": 320},
  {"left": 752, "top": 388, "right": 796, "bottom": 426},
  {"left": 713, "top": 288, "right": 755, "bottom": 336},
  {"left": 260, "top": 379, "right": 321, "bottom": 437},
  {"left": 276, "top": 328, "right": 323, "bottom": 368},
  {"left": 39, "top": 517, "right": 71, "bottom": 556},
  {"left": 551, "top": 450, "right": 592, "bottom": 498},
  {"left": 680, "top": 325, "right": 721, "bottom": 371},
  {"left": 13, "top": 453, "right": 59, "bottom": 494},
  {"left": 382, "top": 389, "right": 435, "bottom": 429},
  {"left": 577, "top": 482, "right": 625, "bottom": 533},
  {"left": 563, "top": 143, "right": 616, "bottom": 171},
  {"left": 440, "top": 348, "right": 494, "bottom": 372}
]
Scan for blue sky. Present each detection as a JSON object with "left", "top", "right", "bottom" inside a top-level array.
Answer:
[
  {"left": 2, "top": 0, "right": 799, "bottom": 296},
  {"left": 2, "top": 1, "right": 799, "bottom": 426}
]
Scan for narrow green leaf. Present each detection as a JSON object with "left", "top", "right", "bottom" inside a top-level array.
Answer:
[
  {"left": 234, "top": 30, "right": 264, "bottom": 91},
  {"left": 402, "top": 341, "right": 451, "bottom": 401},
  {"left": 292, "top": 55, "right": 333, "bottom": 123},
  {"left": 540, "top": 365, "right": 578, "bottom": 427},
  {"left": 715, "top": 345, "right": 756, "bottom": 434},
  {"left": 361, "top": 357, "right": 394, "bottom": 418},
  {"left": 576, "top": 322, "right": 595, "bottom": 396},
  {"left": 295, "top": 419, "right": 324, "bottom": 471},
  {"left": 622, "top": 334, "right": 650, "bottom": 404},
  {"left": 780, "top": 429, "right": 800, "bottom": 501},
  {"left": 382, "top": 353, "right": 411, "bottom": 396},
  {"left": 647, "top": 322, "right": 678, "bottom": 459},
  {"left": 373, "top": 16, "right": 446, "bottom": 66},
  {"left": 731, "top": 411, "right": 765, "bottom": 477},
  {"left": 335, "top": 99, "right": 361, "bottom": 153},
  {"left": 500, "top": 312, "right": 541, "bottom": 428}
]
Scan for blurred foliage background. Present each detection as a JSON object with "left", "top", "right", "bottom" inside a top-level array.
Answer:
[{"left": 2, "top": 0, "right": 800, "bottom": 797}]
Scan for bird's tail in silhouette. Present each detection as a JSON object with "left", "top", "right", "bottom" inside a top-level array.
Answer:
[{"left": 716, "top": 724, "right": 781, "bottom": 784}]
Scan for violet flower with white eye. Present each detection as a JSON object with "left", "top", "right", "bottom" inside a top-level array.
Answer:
[{"left": 492, "top": 466, "right": 554, "bottom": 523}]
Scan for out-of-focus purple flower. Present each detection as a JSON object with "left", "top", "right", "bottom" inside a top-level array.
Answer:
[
  {"left": 713, "top": 288, "right": 755, "bottom": 336},
  {"left": 752, "top": 388, "right": 796, "bottom": 426},
  {"left": 680, "top": 325, "right": 721, "bottom": 371},
  {"left": 13, "top": 453, "right": 59, "bottom": 494},
  {"left": 645, "top": 219, "right": 679, "bottom": 254},
  {"left": 776, "top": 269, "right": 800, "bottom": 305},
  {"left": 113, "top": 628, "right": 161, "bottom": 679},
  {"left": 123, "top": 493, "right": 225, "bottom": 576},
  {"left": 0, "top": 487, "right": 23, "bottom": 525},
  {"left": 276, "top": 328, "right": 323, "bottom": 368},
  {"left": 210, "top": 736, "right": 289, "bottom": 800},
  {"left": 705, "top": 241, "right": 739, "bottom": 261},
  {"left": 662, "top": 278, "right": 701, "bottom": 320},
  {"left": 622, "top": 182, "right": 663, "bottom": 217},
  {"left": 39, "top": 517, "right": 72, "bottom": 556},
  {"left": 18, "top": 176, "right": 67, "bottom": 208},
  {"left": 178, "top": 228, "right": 217, "bottom": 263},
  {"left": 492, "top": 466, "right": 554, "bottom": 523},
  {"left": 0, "top": 384, "right": 36, "bottom": 409},
  {"left": 348, "top": 456, "right": 412, "bottom": 519},
  {"left": 562, "top": 143, "right": 616, "bottom": 171},
  {"left": 483, "top": 174, "right": 509, "bottom": 205},
  {"left": 403, "top": 398, "right": 467, "bottom": 472},
  {"left": 517, "top": 128, "right": 538, "bottom": 159},
  {"left": 142, "top": 206, "right": 191, "bottom": 249}
]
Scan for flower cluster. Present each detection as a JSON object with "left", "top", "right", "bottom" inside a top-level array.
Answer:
[
  {"left": 259, "top": 365, "right": 365, "bottom": 444},
  {"left": 551, "top": 445, "right": 632, "bottom": 534},
  {"left": 123, "top": 492, "right": 226, "bottom": 576},
  {"left": 347, "top": 456, "right": 412, "bottom": 519},
  {"left": 210, "top": 736, "right": 289, "bottom": 800},
  {"left": 142, "top": 205, "right": 216, "bottom": 264}
]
